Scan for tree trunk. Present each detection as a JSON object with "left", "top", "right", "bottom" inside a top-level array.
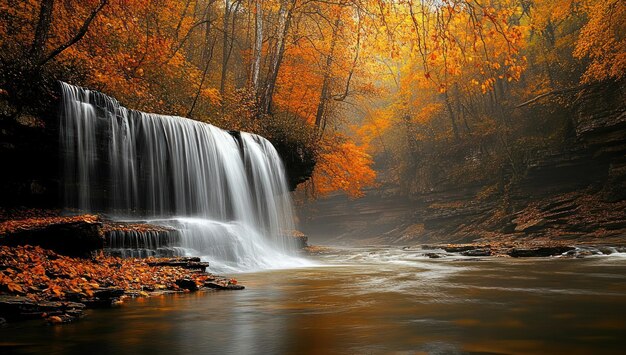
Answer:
[
  {"left": 314, "top": 15, "right": 341, "bottom": 130},
  {"left": 39, "top": 0, "right": 108, "bottom": 66},
  {"left": 250, "top": 0, "right": 263, "bottom": 98},
  {"left": 189, "top": 25, "right": 217, "bottom": 118},
  {"left": 219, "top": 0, "right": 232, "bottom": 98},
  {"left": 260, "top": 0, "right": 295, "bottom": 115},
  {"left": 444, "top": 91, "right": 460, "bottom": 140},
  {"left": 29, "top": 0, "right": 55, "bottom": 63}
]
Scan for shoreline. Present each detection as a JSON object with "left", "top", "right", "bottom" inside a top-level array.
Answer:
[
  {"left": 2, "top": 208, "right": 625, "bottom": 326},
  {"left": 0, "top": 245, "right": 243, "bottom": 325},
  {"left": 2, "top": 240, "right": 625, "bottom": 326}
]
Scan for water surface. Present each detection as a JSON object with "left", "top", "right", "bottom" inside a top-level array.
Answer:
[{"left": 3, "top": 248, "right": 626, "bottom": 354}]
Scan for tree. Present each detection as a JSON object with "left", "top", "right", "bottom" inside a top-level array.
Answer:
[
  {"left": 574, "top": 0, "right": 626, "bottom": 83},
  {"left": 260, "top": 0, "right": 296, "bottom": 115}
]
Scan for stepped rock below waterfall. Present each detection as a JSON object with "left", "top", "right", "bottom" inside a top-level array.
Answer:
[
  {"left": 54, "top": 83, "right": 305, "bottom": 272},
  {"left": 103, "top": 222, "right": 181, "bottom": 258}
]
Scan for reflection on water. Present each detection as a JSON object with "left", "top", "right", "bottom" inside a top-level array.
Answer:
[{"left": 2, "top": 248, "right": 626, "bottom": 354}]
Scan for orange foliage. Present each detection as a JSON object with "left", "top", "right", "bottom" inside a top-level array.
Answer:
[
  {"left": 312, "top": 136, "right": 377, "bottom": 198},
  {"left": 274, "top": 44, "right": 324, "bottom": 124},
  {"left": 2, "top": 0, "right": 621, "bottom": 199},
  {"left": 574, "top": 0, "right": 626, "bottom": 83},
  {"left": 0, "top": 215, "right": 99, "bottom": 235},
  {"left": 0, "top": 0, "right": 205, "bottom": 114},
  {"left": 0, "top": 245, "right": 228, "bottom": 303}
]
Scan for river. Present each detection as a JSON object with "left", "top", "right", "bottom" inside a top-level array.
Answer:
[{"left": 3, "top": 247, "right": 626, "bottom": 354}]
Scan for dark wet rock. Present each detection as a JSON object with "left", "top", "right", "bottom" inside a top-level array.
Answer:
[
  {"left": 574, "top": 250, "right": 595, "bottom": 258},
  {"left": 596, "top": 246, "right": 626, "bottom": 255},
  {"left": 0, "top": 295, "right": 85, "bottom": 322},
  {"left": 451, "top": 258, "right": 487, "bottom": 262},
  {"left": 176, "top": 278, "right": 199, "bottom": 292},
  {"left": 46, "top": 313, "right": 78, "bottom": 325},
  {"left": 85, "top": 287, "right": 126, "bottom": 307},
  {"left": 508, "top": 246, "right": 575, "bottom": 257},
  {"left": 93, "top": 287, "right": 125, "bottom": 299},
  {"left": 562, "top": 246, "right": 614, "bottom": 258},
  {"left": 0, "top": 217, "right": 103, "bottom": 256},
  {"left": 0, "top": 109, "right": 61, "bottom": 208},
  {"left": 50, "top": 287, "right": 125, "bottom": 308},
  {"left": 424, "top": 252, "right": 443, "bottom": 259},
  {"left": 442, "top": 245, "right": 480, "bottom": 253},
  {"left": 204, "top": 281, "right": 245, "bottom": 290},
  {"left": 147, "top": 258, "right": 209, "bottom": 271},
  {"left": 461, "top": 249, "right": 492, "bottom": 257}
]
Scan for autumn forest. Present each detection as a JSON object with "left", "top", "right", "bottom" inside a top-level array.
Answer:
[
  {"left": 0, "top": 0, "right": 622, "bottom": 199},
  {"left": 1, "top": 0, "right": 626, "bottom": 352}
]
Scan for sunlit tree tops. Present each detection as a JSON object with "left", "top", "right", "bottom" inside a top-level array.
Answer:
[{"left": 1, "top": 0, "right": 623, "bottom": 197}]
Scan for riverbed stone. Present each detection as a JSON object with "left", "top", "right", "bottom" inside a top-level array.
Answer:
[
  {"left": 204, "top": 281, "right": 245, "bottom": 290},
  {"left": 0, "top": 295, "right": 85, "bottom": 322},
  {"left": 507, "top": 246, "right": 574, "bottom": 257},
  {"left": 147, "top": 258, "right": 210, "bottom": 271},
  {"left": 461, "top": 249, "right": 492, "bottom": 257},
  {"left": 0, "top": 216, "right": 104, "bottom": 256},
  {"left": 442, "top": 245, "right": 481, "bottom": 253},
  {"left": 176, "top": 278, "right": 199, "bottom": 292}
]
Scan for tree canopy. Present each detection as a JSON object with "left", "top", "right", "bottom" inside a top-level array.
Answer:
[{"left": 1, "top": 0, "right": 623, "bottom": 197}]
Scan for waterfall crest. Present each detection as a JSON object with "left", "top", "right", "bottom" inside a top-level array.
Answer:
[{"left": 59, "top": 82, "right": 309, "bottom": 272}]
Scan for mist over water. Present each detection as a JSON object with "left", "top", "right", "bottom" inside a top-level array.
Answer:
[{"left": 59, "top": 82, "right": 311, "bottom": 272}]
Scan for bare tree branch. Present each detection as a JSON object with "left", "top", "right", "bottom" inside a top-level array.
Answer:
[{"left": 39, "top": 0, "right": 109, "bottom": 66}]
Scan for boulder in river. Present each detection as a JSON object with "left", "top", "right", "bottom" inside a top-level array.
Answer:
[
  {"left": 508, "top": 246, "right": 575, "bottom": 257},
  {"left": 442, "top": 245, "right": 483, "bottom": 253},
  {"left": 0, "top": 295, "right": 85, "bottom": 323},
  {"left": 204, "top": 281, "right": 245, "bottom": 290},
  {"left": 176, "top": 278, "right": 199, "bottom": 292},
  {"left": 461, "top": 249, "right": 492, "bottom": 257},
  {"left": 147, "top": 257, "right": 210, "bottom": 271}
]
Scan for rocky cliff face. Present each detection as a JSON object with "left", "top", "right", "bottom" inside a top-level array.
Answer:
[
  {"left": 0, "top": 105, "right": 60, "bottom": 207},
  {"left": 299, "top": 82, "right": 626, "bottom": 246}
]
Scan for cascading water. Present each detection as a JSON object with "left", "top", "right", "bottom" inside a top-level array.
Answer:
[{"left": 59, "top": 82, "right": 310, "bottom": 272}]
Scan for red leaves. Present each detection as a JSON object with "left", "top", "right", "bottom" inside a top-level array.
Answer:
[
  {"left": 0, "top": 245, "right": 221, "bottom": 303},
  {"left": 6, "top": 282, "right": 24, "bottom": 294},
  {"left": 0, "top": 215, "right": 100, "bottom": 235}
]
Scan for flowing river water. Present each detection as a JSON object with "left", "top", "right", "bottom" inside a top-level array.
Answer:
[{"left": 3, "top": 247, "right": 626, "bottom": 354}]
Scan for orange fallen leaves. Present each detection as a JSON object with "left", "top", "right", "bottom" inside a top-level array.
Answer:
[
  {"left": 0, "top": 245, "right": 220, "bottom": 303},
  {"left": 0, "top": 215, "right": 100, "bottom": 235}
]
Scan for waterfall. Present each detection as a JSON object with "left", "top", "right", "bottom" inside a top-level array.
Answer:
[{"left": 59, "top": 82, "right": 309, "bottom": 272}]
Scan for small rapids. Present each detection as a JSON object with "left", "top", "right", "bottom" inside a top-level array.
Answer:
[{"left": 59, "top": 82, "right": 311, "bottom": 272}]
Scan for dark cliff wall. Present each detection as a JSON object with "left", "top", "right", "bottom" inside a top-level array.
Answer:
[{"left": 0, "top": 94, "right": 61, "bottom": 208}]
